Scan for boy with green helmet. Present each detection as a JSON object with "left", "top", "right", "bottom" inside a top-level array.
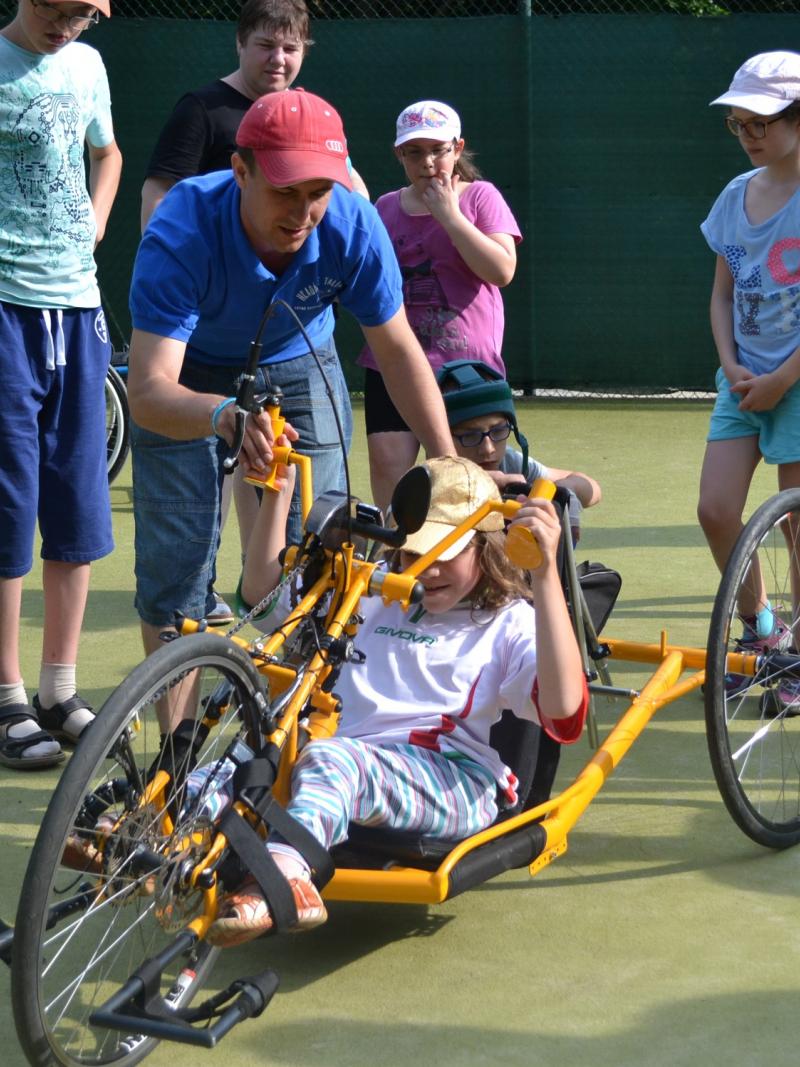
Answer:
[{"left": 436, "top": 360, "right": 601, "bottom": 542}]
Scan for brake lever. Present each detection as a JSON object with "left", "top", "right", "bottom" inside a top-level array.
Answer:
[{"left": 222, "top": 387, "right": 284, "bottom": 475}]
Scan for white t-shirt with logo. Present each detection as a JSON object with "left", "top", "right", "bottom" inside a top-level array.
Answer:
[{"left": 256, "top": 577, "right": 584, "bottom": 802}]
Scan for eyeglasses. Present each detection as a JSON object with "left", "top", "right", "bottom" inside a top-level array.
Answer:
[
  {"left": 400, "top": 143, "right": 455, "bottom": 164},
  {"left": 452, "top": 422, "right": 512, "bottom": 449},
  {"left": 725, "top": 114, "right": 784, "bottom": 140},
  {"left": 31, "top": 0, "right": 99, "bottom": 30}
]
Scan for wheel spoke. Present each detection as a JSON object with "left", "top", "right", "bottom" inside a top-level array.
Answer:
[
  {"left": 11, "top": 635, "right": 266, "bottom": 1065},
  {"left": 706, "top": 490, "right": 800, "bottom": 847}
]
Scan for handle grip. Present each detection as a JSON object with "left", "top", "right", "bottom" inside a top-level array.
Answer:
[
  {"left": 243, "top": 406, "right": 287, "bottom": 491},
  {"left": 504, "top": 477, "right": 557, "bottom": 569}
]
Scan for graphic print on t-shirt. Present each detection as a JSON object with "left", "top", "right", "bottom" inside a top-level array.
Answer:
[
  {"left": 5, "top": 93, "right": 93, "bottom": 274},
  {"left": 723, "top": 240, "right": 800, "bottom": 339},
  {"left": 396, "top": 236, "right": 466, "bottom": 354}
]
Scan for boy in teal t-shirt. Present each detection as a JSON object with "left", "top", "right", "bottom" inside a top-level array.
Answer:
[{"left": 0, "top": 0, "right": 121, "bottom": 769}]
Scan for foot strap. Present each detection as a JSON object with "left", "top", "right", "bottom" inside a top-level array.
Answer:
[
  {"left": 0, "top": 729, "right": 58, "bottom": 758},
  {"left": 219, "top": 810, "right": 299, "bottom": 933},
  {"left": 34, "top": 693, "right": 94, "bottom": 737},
  {"left": 0, "top": 703, "right": 40, "bottom": 729},
  {"left": 0, "top": 705, "right": 60, "bottom": 761},
  {"left": 233, "top": 755, "right": 335, "bottom": 887}
]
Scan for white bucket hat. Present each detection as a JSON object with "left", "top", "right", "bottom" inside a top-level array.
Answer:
[{"left": 710, "top": 51, "right": 800, "bottom": 115}]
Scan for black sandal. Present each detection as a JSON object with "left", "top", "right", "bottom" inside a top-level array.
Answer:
[
  {"left": 32, "top": 694, "right": 95, "bottom": 745},
  {"left": 0, "top": 705, "right": 64, "bottom": 769}
]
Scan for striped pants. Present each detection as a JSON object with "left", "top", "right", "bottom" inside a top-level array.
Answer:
[{"left": 277, "top": 738, "right": 498, "bottom": 852}]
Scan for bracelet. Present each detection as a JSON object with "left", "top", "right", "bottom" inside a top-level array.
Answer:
[{"left": 210, "top": 397, "right": 236, "bottom": 437}]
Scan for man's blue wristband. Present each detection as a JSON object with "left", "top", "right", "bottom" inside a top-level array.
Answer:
[{"left": 210, "top": 397, "right": 236, "bottom": 437}]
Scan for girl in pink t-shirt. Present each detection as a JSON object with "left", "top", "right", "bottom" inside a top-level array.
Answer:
[{"left": 360, "top": 100, "right": 522, "bottom": 511}]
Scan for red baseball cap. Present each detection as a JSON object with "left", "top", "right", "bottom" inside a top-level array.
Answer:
[
  {"left": 50, "top": 0, "right": 111, "bottom": 17},
  {"left": 236, "top": 89, "right": 352, "bottom": 190}
]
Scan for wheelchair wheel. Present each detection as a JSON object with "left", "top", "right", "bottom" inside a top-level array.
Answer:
[
  {"left": 705, "top": 488, "right": 800, "bottom": 849},
  {"left": 12, "top": 634, "right": 268, "bottom": 1067},
  {"left": 105, "top": 365, "right": 129, "bottom": 485}
]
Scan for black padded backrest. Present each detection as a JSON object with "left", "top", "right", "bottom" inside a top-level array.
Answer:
[{"left": 489, "top": 710, "right": 561, "bottom": 815}]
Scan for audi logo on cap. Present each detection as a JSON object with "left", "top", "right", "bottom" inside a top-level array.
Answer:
[{"left": 325, "top": 139, "right": 344, "bottom": 154}]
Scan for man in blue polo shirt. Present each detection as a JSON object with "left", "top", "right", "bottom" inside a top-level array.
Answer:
[{"left": 128, "top": 89, "right": 454, "bottom": 654}]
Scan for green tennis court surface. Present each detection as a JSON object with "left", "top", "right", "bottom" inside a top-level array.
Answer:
[{"left": 2, "top": 401, "right": 797, "bottom": 1067}]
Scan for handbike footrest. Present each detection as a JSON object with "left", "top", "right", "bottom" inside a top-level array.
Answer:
[{"left": 90, "top": 930, "right": 279, "bottom": 1048}]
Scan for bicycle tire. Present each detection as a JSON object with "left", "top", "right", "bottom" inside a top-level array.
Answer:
[
  {"left": 705, "top": 488, "right": 800, "bottom": 849},
  {"left": 105, "top": 365, "right": 130, "bottom": 485},
  {"left": 12, "top": 634, "right": 269, "bottom": 1067}
]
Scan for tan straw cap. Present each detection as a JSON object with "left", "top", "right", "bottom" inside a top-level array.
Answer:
[{"left": 401, "top": 456, "right": 503, "bottom": 561}]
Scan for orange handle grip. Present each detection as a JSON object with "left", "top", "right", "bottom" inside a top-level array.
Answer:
[
  {"left": 243, "top": 406, "right": 287, "bottom": 491},
  {"left": 504, "top": 477, "right": 557, "bottom": 569}
]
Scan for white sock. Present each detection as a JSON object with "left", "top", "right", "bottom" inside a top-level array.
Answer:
[
  {"left": 38, "top": 663, "right": 77, "bottom": 708},
  {"left": 0, "top": 680, "right": 60, "bottom": 757},
  {"left": 267, "top": 845, "right": 312, "bottom": 882},
  {"left": 0, "top": 681, "right": 27, "bottom": 709}
]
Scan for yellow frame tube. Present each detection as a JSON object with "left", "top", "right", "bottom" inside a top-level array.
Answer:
[
  {"left": 402, "top": 500, "right": 521, "bottom": 579},
  {"left": 291, "top": 452, "right": 313, "bottom": 527},
  {"left": 604, "top": 637, "right": 758, "bottom": 678}
]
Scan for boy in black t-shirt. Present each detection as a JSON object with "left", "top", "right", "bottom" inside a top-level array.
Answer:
[{"left": 141, "top": 0, "right": 366, "bottom": 229}]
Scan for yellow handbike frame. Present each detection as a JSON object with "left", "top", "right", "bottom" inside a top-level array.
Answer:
[{"left": 170, "top": 442, "right": 759, "bottom": 920}]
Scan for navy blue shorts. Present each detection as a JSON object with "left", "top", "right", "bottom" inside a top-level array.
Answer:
[{"left": 0, "top": 301, "right": 113, "bottom": 577}]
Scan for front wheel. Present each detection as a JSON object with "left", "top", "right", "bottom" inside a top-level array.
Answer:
[
  {"left": 11, "top": 633, "right": 268, "bottom": 1067},
  {"left": 705, "top": 489, "right": 800, "bottom": 849}
]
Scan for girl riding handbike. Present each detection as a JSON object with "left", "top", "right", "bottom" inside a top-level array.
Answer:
[{"left": 205, "top": 451, "right": 587, "bottom": 947}]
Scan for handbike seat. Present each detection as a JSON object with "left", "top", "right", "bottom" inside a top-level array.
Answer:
[
  {"left": 332, "top": 710, "right": 561, "bottom": 877},
  {"left": 333, "top": 820, "right": 548, "bottom": 898}
]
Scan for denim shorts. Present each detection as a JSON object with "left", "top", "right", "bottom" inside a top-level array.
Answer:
[
  {"left": 0, "top": 301, "right": 113, "bottom": 577},
  {"left": 132, "top": 341, "right": 352, "bottom": 627},
  {"left": 708, "top": 366, "right": 800, "bottom": 465}
]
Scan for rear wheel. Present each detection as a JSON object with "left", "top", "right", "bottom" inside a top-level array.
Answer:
[
  {"left": 105, "top": 365, "right": 129, "bottom": 485},
  {"left": 705, "top": 489, "right": 800, "bottom": 848},
  {"left": 12, "top": 634, "right": 268, "bottom": 1067}
]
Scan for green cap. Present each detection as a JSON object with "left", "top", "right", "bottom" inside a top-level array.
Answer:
[{"left": 436, "top": 360, "right": 528, "bottom": 472}]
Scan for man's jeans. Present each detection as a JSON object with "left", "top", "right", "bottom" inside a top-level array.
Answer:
[{"left": 132, "top": 341, "right": 352, "bottom": 626}]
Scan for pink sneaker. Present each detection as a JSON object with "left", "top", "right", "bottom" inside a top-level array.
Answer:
[
  {"left": 761, "top": 677, "right": 800, "bottom": 718},
  {"left": 725, "top": 614, "right": 792, "bottom": 697},
  {"left": 738, "top": 613, "right": 792, "bottom": 653}
]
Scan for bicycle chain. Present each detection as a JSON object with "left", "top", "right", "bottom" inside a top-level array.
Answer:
[{"left": 222, "top": 555, "right": 311, "bottom": 640}]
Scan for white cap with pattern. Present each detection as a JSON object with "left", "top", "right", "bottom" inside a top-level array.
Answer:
[{"left": 394, "top": 100, "right": 462, "bottom": 147}]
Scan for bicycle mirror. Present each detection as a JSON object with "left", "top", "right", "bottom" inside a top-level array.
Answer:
[{"left": 391, "top": 465, "right": 431, "bottom": 536}]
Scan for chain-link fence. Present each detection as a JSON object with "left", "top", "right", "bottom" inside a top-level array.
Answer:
[
  {"left": 35, "top": 1, "right": 800, "bottom": 19},
  {"left": 3, "top": 1, "right": 800, "bottom": 396}
]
